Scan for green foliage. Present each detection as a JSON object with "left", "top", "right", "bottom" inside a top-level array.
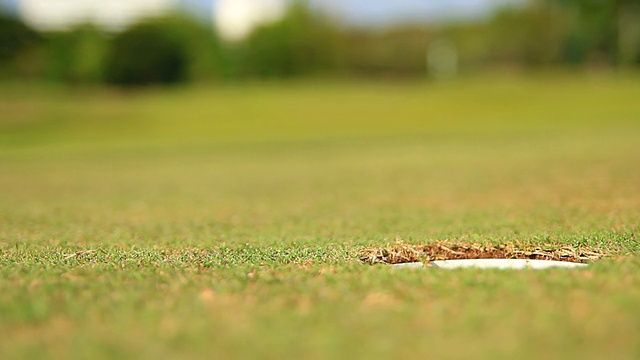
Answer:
[
  {"left": 0, "top": 13, "right": 42, "bottom": 77},
  {"left": 105, "top": 15, "right": 225, "bottom": 86},
  {"left": 0, "top": 13, "right": 39, "bottom": 63},
  {"left": 486, "top": 6, "right": 566, "bottom": 67},
  {"left": 341, "top": 26, "right": 432, "bottom": 77},
  {"left": 546, "top": 0, "right": 640, "bottom": 66},
  {"left": 433, "top": 0, "right": 640, "bottom": 71},
  {"left": 157, "top": 16, "right": 226, "bottom": 82},
  {"left": 46, "top": 25, "right": 108, "bottom": 83},
  {"left": 561, "top": 32, "right": 590, "bottom": 64},
  {"left": 3, "top": 1, "right": 640, "bottom": 84},
  {"left": 240, "top": 3, "right": 342, "bottom": 78},
  {"left": 105, "top": 18, "right": 191, "bottom": 86}
]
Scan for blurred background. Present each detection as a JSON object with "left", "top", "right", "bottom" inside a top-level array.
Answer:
[
  {"left": 1, "top": 0, "right": 639, "bottom": 85},
  {"left": 1, "top": 0, "right": 639, "bottom": 245}
]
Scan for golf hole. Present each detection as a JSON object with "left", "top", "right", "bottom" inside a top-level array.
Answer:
[
  {"left": 361, "top": 241, "right": 604, "bottom": 269},
  {"left": 392, "top": 259, "right": 588, "bottom": 270}
]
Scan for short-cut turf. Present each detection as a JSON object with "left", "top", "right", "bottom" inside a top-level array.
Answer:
[{"left": 1, "top": 75, "right": 639, "bottom": 359}]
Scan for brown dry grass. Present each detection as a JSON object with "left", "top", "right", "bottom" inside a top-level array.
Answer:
[{"left": 360, "top": 241, "right": 606, "bottom": 265}]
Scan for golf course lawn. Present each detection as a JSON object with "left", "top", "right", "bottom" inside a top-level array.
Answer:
[{"left": 1, "top": 74, "right": 639, "bottom": 359}]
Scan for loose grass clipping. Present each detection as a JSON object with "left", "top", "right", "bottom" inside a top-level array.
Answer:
[{"left": 360, "top": 241, "right": 605, "bottom": 265}]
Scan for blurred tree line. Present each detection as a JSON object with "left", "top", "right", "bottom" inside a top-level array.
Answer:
[{"left": 1, "top": 0, "right": 639, "bottom": 87}]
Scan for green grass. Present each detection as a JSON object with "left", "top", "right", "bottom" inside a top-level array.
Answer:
[{"left": 1, "top": 74, "right": 639, "bottom": 359}]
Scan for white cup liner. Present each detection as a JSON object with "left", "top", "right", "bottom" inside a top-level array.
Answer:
[{"left": 392, "top": 259, "right": 588, "bottom": 270}]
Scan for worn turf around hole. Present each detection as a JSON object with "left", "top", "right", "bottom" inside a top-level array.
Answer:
[{"left": 360, "top": 241, "right": 606, "bottom": 265}]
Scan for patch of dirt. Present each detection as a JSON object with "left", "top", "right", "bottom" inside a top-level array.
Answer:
[{"left": 360, "top": 241, "right": 605, "bottom": 265}]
